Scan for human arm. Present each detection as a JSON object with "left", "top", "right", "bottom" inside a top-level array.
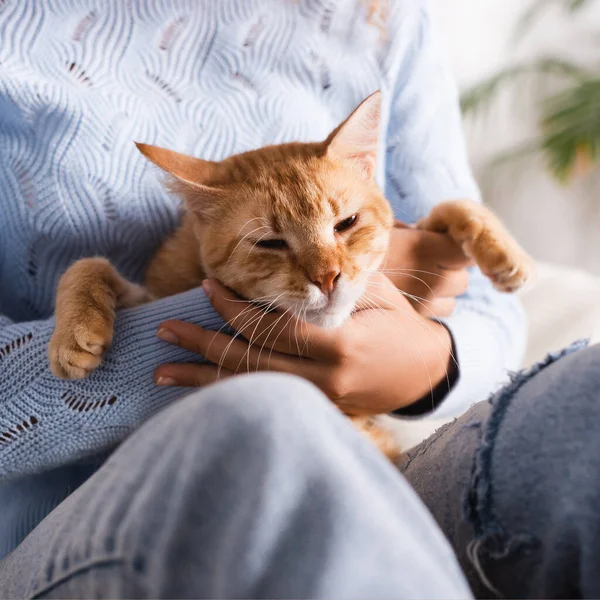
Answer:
[
  {"left": 153, "top": 275, "right": 455, "bottom": 415},
  {"left": 0, "top": 291, "right": 224, "bottom": 477},
  {"left": 382, "top": 0, "right": 527, "bottom": 417}
]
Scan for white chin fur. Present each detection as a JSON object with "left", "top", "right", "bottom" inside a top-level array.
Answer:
[
  {"left": 303, "top": 305, "right": 353, "bottom": 329},
  {"left": 282, "top": 280, "right": 365, "bottom": 329}
]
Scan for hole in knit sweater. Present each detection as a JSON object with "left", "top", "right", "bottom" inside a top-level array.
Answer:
[
  {"left": 61, "top": 391, "right": 118, "bottom": 412},
  {"left": 244, "top": 17, "right": 265, "bottom": 47},
  {"left": 0, "top": 333, "right": 33, "bottom": 361},
  {"left": 159, "top": 17, "right": 186, "bottom": 51},
  {"left": 0, "top": 416, "right": 40, "bottom": 445},
  {"left": 66, "top": 61, "right": 93, "bottom": 87},
  {"left": 307, "top": 50, "right": 331, "bottom": 90},
  {"left": 145, "top": 71, "right": 182, "bottom": 103},
  {"left": 72, "top": 11, "right": 96, "bottom": 42},
  {"left": 232, "top": 72, "right": 255, "bottom": 92}
]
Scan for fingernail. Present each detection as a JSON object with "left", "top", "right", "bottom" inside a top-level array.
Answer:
[
  {"left": 156, "top": 376, "right": 177, "bottom": 387},
  {"left": 202, "top": 279, "right": 213, "bottom": 299},
  {"left": 157, "top": 329, "right": 179, "bottom": 344}
]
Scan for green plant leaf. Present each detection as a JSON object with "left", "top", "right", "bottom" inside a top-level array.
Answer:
[
  {"left": 566, "top": 0, "right": 594, "bottom": 12},
  {"left": 540, "top": 79, "right": 600, "bottom": 181},
  {"left": 460, "top": 58, "right": 589, "bottom": 117}
]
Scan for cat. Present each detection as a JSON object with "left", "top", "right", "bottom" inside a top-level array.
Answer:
[{"left": 48, "top": 91, "right": 533, "bottom": 458}]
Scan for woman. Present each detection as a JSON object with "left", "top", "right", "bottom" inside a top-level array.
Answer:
[{"left": 0, "top": 1, "right": 596, "bottom": 597}]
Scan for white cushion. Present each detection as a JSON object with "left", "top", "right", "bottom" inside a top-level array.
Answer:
[
  {"left": 391, "top": 262, "right": 600, "bottom": 451},
  {"left": 520, "top": 262, "right": 600, "bottom": 367}
]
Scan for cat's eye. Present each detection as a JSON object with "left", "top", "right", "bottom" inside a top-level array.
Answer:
[
  {"left": 334, "top": 214, "right": 358, "bottom": 233},
  {"left": 256, "top": 239, "right": 289, "bottom": 250}
]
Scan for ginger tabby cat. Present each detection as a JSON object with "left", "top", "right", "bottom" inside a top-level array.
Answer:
[{"left": 48, "top": 92, "right": 533, "bottom": 459}]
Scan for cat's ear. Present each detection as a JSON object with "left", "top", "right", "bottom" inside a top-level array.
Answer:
[
  {"left": 135, "top": 143, "right": 224, "bottom": 217},
  {"left": 135, "top": 143, "right": 217, "bottom": 189},
  {"left": 325, "top": 91, "right": 381, "bottom": 179}
]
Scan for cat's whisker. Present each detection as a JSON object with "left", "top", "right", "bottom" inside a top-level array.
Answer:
[
  {"left": 400, "top": 292, "right": 448, "bottom": 322},
  {"left": 299, "top": 303, "right": 312, "bottom": 357},
  {"left": 368, "top": 270, "right": 439, "bottom": 298},
  {"left": 214, "top": 298, "right": 286, "bottom": 377},
  {"left": 255, "top": 312, "right": 286, "bottom": 371},
  {"left": 376, "top": 268, "right": 454, "bottom": 282},
  {"left": 359, "top": 295, "right": 420, "bottom": 372},
  {"left": 293, "top": 305, "right": 303, "bottom": 358},
  {"left": 363, "top": 280, "right": 440, "bottom": 309},
  {"left": 358, "top": 297, "right": 377, "bottom": 330},
  {"left": 225, "top": 224, "right": 271, "bottom": 268},
  {"left": 365, "top": 290, "right": 457, "bottom": 399},
  {"left": 222, "top": 294, "right": 276, "bottom": 305},
  {"left": 267, "top": 311, "right": 297, "bottom": 369},
  {"left": 243, "top": 310, "right": 270, "bottom": 372},
  {"left": 365, "top": 288, "right": 458, "bottom": 376},
  {"left": 245, "top": 231, "right": 272, "bottom": 261},
  {"left": 224, "top": 295, "right": 283, "bottom": 332},
  {"left": 256, "top": 307, "right": 294, "bottom": 372},
  {"left": 203, "top": 300, "right": 271, "bottom": 361},
  {"left": 362, "top": 292, "right": 437, "bottom": 405},
  {"left": 225, "top": 302, "right": 289, "bottom": 374},
  {"left": 235, "top": 216, "right": 270, "bottom": 238},
  {"left": 237, "top": 293, "right": 287, "bottom": 372}
]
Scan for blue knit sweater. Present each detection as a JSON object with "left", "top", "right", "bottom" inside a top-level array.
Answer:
[{"left": 0, "top": 0, "right": 525, "bottom": 557}]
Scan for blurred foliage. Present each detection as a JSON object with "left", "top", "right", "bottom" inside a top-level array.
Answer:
[{"left": 461, "top": 0, "right": 600, "bottom": 183}]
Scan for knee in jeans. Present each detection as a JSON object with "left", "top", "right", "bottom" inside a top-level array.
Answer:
[{"left": 175, "top": 373, "right": 332, "bottom": 438}]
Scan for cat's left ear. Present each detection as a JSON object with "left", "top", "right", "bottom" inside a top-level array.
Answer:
[{"left": 325, "top": 91, "right": 381, "bottom": 179}]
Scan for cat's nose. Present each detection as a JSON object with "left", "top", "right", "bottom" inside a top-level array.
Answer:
[{"left": 312, "top": 270, "right": 341, "bottom": 296}]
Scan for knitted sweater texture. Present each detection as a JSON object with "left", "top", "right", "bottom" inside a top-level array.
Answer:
[{"left": 0, "top": 0, "right": 525, "bottom": 557}]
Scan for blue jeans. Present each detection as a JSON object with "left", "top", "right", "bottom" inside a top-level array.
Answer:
[{"left": 0, "top": 342, "right": 596, "bottom": 598}]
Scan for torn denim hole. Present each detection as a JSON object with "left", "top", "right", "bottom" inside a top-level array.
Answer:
[{"left": 463, "top": 339, "right": 589, "bottom": 597}]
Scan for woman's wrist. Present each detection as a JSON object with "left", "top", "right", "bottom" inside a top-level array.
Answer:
[{"left": 393, "top": 319, "right": 456, "bottom": 414}]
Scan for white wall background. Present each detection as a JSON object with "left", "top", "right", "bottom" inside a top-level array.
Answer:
[{"left": 431, "top": 0, "right": 600, "bottom": 275}]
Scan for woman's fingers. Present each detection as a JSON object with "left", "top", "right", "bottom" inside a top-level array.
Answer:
[
  {"left": 154, "top": 363, "right": 232, "bottom": 387},
  {"left": 415, "top": 230, "right": 474, "bottom": 270},
  {"left": 157, "top": 320, "right": 319, "bottom": 379},
  {"left": 393, "top": 267, "right": 469, "bottom": 301}
]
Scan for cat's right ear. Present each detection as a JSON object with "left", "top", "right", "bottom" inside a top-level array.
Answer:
[{"left": 135, "top": 143, "right": 224, "bottom": 217}]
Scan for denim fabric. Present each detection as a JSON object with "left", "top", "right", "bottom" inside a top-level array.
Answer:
[
  {"left": 0, "top": 374, "right": 470, "bottom": 599},
  {"left": 2, "top": 342, "right": 598, "bottom": 599},
  {"left": 403, "top": 340, "right": 598, "bottom": 598}
]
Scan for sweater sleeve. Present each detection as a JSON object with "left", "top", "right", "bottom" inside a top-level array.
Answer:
[
  {"left": 0, "top": 289, "right": 226, "bottom": 478},
  {"left": 384, "top": 1, "right": 527, "bottom": 419}
]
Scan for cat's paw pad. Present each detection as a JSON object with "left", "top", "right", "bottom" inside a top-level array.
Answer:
[
  {"left": 49, "top": 316, "right": 114, "bottom": 380},
  {"left": 471, "top": 238, "right": 534, "bottom": 293}
]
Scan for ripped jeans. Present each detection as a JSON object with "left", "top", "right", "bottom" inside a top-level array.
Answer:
[
  {"left": 0, "top": 341, "right": 596, "bottom": 599},
  {"left": 403, "top": 339, "right": 595, "bottom": 598}
]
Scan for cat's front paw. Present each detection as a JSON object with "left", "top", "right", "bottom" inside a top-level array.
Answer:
[
  {"left": 417, "top": 201, "right": 534, "bottom": 293},
  {"left": 477, "top": 240, "right": 534, "bottom": 293},
  {"left": 458, "top": 218, "right": 534, "bottom": 293},
  {"left": 49, "top": 310, "right": 115, "bottom": 379}
]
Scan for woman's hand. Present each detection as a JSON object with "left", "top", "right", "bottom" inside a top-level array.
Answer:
[
  {"left": 385, "top": 220, "right": 473, "bottom": 317},
  {"left": 154, "top": 274, "right": 455, "bottom": 415}
]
